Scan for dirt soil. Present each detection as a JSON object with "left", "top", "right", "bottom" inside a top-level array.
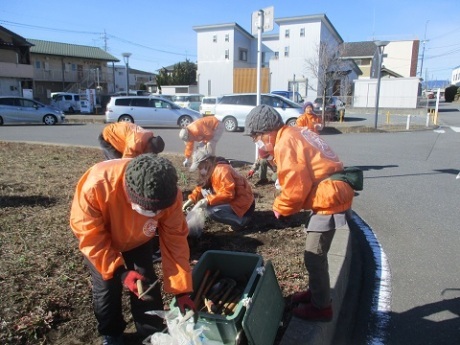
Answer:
[{"left": 0, "top": 141, "right": 310, "bottom": 345}]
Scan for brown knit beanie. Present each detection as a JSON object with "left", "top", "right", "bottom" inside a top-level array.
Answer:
[{"left": 125, "top": 154, "right": 178, "bottom": 211}]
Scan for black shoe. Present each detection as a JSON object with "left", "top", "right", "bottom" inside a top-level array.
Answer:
[
  {"left": 255, "top": 178, "right": 269, "bottom": 186},
  {"left": 102, "top": 335, "right": 124, "bottom": 345},
  {"left": 152, "top": 249, "right": 162, "bottom": 263}
]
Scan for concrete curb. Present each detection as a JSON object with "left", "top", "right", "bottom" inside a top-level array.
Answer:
[{"left": 279, "top": 224, "right": 351, "bottom": 345}]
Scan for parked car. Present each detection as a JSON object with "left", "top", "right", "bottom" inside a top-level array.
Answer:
[
  {"left": 271, "top": 91, "right": 304, "bottom": 104},
  {"left": 199, "top": 96, "right": 220, "bottom": 116},
  {"left": 313, "top": 96, "right": 346, "bottom": 121},
  {"left": 0, "top": 96, "right": 65, "bottom": 125},
  {"left": 171, "top": 94, "right": 204, "bottom": 112},
  {"left": 50, "top": 92, "right": 81, "bottom": 113},
  {"left": 105, "top": 96, "right": 202, "bottom": 128},
  {"left": 214, "top": 93, "right": 303, "bottom": 132}
]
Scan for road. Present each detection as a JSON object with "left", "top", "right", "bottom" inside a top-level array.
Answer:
[{"left": 1, "top": 102, "right": 460, "bottom": 344}]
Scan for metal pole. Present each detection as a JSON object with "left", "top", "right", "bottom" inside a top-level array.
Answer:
[
  {"left": 122, "top": 52, "right": 131, "bottom": 95},
  {"left": 373, "top": 41, "right": 389, "bottom": 129},
  {"left": 256, "top": 10, "right": 263, "bottom": 106}
]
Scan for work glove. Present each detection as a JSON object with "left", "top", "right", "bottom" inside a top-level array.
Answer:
[
  {"left": 120, "top": 269, "right": 146, "bottom": 297},
  {"left": 183, "top": 158, "right": 189, "bottom": 167},
  {"left": 182, "top": 199, "right": 194, "bottom": 212},
  {"left": 247, "top": 170, "right": 255, "bottom": 179},
  {"left": 176, "top": 293, "right": 197, "bottom": 316},
  {"left": 195, "top": 198, "right": 208, "bottom": 210}
]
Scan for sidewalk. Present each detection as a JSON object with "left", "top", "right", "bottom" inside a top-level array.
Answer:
[{"left": 65, "top": 110, "right": 437, "bottom": 133}]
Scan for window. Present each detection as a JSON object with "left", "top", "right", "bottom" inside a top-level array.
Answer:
[
  {"left": 225, "top": 34, "right": 229, "bottom": 42},
  {"left": 35, "top": 61, "right": 41, "bottom": 69},
  {"left": 130, "top": 98, "right": 150, "bottom": 107},
  {"left": 213, "top": 35, "right": 217, "bottom": 43},
  {"left": 274, "top": 52, "right": 279, "bottom": 60},
  {"left": 225, "top": 49, "right": 229, "bottom": 60},
  {"left": 285, "top": 29, "right": 290, "bottom": 38},
  {"left": 300, "top": 28, "right": 305, "bottom": 37},
  {"left": 284, "top": 46, "right": 289, "bottom": 57},
  {"left": 239, "top": 48, "right": 248, "bottom": 62},
  {"left": 115, "top": 98, "right": 131, "bottom": 106}
]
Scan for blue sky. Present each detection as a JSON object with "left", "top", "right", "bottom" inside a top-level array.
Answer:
[{"left": 2, "top": 0, "right": 459, "bottom": 81}]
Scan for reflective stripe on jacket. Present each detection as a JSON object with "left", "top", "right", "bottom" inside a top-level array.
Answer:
[
  {"left": 70, "top": 158, "right": 192, "bottom": 294},
  {"left": 102, "top": 122, "right": 153, "bottom": 158},
  {"left": 296, "top": 112, "right": 322, "bottom": 134},
  {"left": 189, "top": 163, "right": 254, "bottom": 217},
  {"left": 273, "top": 126, "right": 354, "bottom": 216},
  {"left": 184, "top": 117, "right": 221, "bottom": 158}
]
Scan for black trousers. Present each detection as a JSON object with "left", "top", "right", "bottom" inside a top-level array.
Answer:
[
  {"left": 98, "top": 133, "right": 122, "bottom": 160},
  {"left": 84, "top": 240, "right": 164, "bottom": 337}
]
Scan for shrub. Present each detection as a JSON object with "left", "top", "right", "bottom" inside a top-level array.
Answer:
[{"left": 444, "top": 85, "right": 459, "bottom": 102}]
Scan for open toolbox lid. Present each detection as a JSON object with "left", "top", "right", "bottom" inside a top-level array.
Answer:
[{"left": 242, "top": 260, "right": 285, "bottom": 345}]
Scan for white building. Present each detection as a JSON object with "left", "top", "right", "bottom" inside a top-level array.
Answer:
[
  {"left": 193, "top": 14, "right": 360, "bottom": 102},
  {"left": 451, "top": 65, "right": 460, "bottom": 86}
]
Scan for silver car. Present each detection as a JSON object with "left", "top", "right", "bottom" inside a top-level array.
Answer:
[
  {"left": 214, "top": 93, "right": 303, "bottom": 132},
  {"left": 105, "top": 96, "right": 202, "bottom": 128},
  {"left": 0, "top": 96, "right": 65, "bottom": 125}
]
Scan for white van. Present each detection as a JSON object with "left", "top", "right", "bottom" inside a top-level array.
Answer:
[
  {"left": 199, "top": 96, "right": 220, "bottom": 116},
  {"left": 50, "top": 92, "right": 81, "bottom": 113},
  {"left": 171, "top": 94, "right": 203, "bottom": 112}
]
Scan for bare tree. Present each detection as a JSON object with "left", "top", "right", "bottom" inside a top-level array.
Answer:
[{"left": 305, "top": 41, "right": 350, "bottom": 125}]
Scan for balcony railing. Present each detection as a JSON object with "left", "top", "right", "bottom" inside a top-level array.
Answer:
[{"left": 0, "top": 62, "right": 34, "bottom": 79}]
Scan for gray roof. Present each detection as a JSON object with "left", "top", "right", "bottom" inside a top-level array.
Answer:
[
  {"left": 342, "top": 41, "right": 377, "bottom": 58},
  {"left": 0, "top": 25, "right": 33, "bottom": 47},
  {"left": 27, "top": 39, "right": 119, "bottom": 62}
]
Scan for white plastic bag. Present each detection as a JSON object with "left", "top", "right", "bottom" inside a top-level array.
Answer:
[
  {"left": 145, "top": 310, "right": 222, "bottom": 345},
  {"left": 186, "top": 203, "right": 208, "bottom": 238}
]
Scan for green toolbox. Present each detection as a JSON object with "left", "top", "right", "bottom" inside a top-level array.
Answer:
[{"left": 172, "top": 250, "right": 285, "bottom": 345}]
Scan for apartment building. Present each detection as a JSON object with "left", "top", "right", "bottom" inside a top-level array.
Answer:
[
  {"left": 193, "top": 14, "right": 361, "bottom": 102},
  {"left": 0, "top": 26, "right": 34, "bottom": 96},
  {"left": 28, "top": 39, "right": 118, "bottom": 102}
]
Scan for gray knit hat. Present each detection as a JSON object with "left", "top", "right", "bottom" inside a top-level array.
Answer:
[
  {"left": 125, "top": 154, "right": 178, "bottom": 211},
  {"left": 189, "top": 147, "right": 213, "bottom": 172},
  {"left": 244, "top": 104, "right": 284, "bottom": 136}
]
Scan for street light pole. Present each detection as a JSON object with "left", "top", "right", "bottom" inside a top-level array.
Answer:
[
  {"left": 122, "top": 52, "right": 131, "bottom": 95},
  {"left": 374, "top": 40, "right": 389, "bottom": 129}
]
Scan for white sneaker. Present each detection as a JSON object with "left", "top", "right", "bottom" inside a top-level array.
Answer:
[{"left": 456, "top": 172, "right": 460, "bottom": 180}]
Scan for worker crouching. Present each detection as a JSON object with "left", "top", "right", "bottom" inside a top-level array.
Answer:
[{"left": 182, "top": 148, "right": 255, "bottom": 231}]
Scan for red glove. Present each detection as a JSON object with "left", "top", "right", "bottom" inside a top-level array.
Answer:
[
  {"left": 120, "top": 270, "right": 146, "bottom": 297},
  {"left": 247, "top": 170, "right": 255, "bottom": 179},
  {"left": 176, "top": 293, "right": 197, "bottom": 315}
]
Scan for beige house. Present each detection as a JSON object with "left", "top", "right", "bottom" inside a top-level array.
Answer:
[{"left": 342, "top": 40, "right": 419, "bottom": 79}]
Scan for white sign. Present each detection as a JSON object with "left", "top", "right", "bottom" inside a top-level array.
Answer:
[{"left": 251, "top": 6, "right": 274, "bottom": 35}]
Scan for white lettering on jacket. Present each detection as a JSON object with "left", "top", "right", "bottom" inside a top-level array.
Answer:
[
  {"left": 300, "top": 129, "right": 338, "bottom": 161},
  {"left": 143, "top": 219, "right": 158, "bottom": 237}
]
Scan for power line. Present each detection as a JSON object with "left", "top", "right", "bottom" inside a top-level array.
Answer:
[{"left": 0, "top": 19, "right": 195, "bottom": 59}]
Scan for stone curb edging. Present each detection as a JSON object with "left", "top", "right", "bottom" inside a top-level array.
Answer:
[{"left": 279, "top": 224, "right": 351, "bottom": 345}]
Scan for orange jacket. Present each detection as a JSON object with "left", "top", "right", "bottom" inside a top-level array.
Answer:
[
  {"left": 70, "top": 158, "right": 192, "bottom": 294},
  {"left": 102, "top": 122, "right": 154, "bottom": 158},
  {"left": 188, "top": 162, "right": 254, "bottom": 217},
  {"left": 273, "top": 126, "right": 354, "bottom": 216},
  {"left": 296, "top": 112, "right": 322, "bottom": 134},
  {"left": 184, "top": 117, "right": 221, "bottom": 158}
]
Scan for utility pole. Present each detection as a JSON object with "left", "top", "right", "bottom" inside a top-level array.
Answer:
[{"left": 419, "top": 21, "right": 429, "bottom": 78}]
